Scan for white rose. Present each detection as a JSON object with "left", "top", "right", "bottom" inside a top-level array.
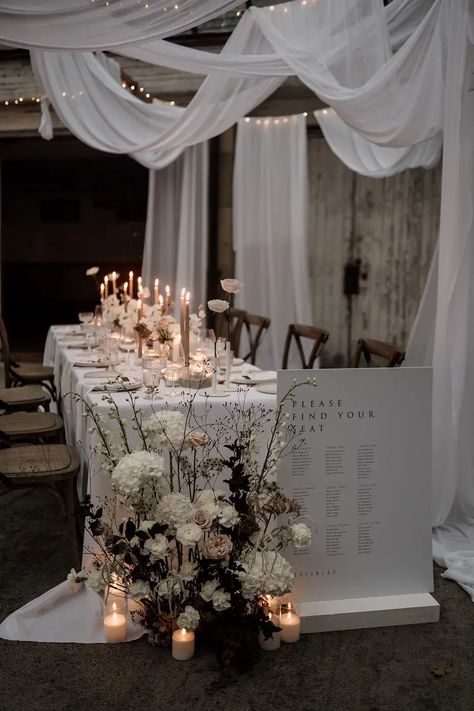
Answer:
[
  {"left": 66, "top": 568, "right": 87, "bottom": 591},
  {"left": 220, "top": 278, "right": 242, "bottom": 294},
  {"left": 207, "top": 299, "right": 229, "bottom": 313},
  {"left": 291, "top": 522, "right": 312, "bottom": 549},
  {"left": 218, "top": 503, "right": 239, "bottom": 528},
  {"left": 128, "top": 579, "right": 151, "bottom": 600},
  {"left": 199, "top": 579, "right": 219, "bottom": 602},
  {"left": 212, "top": 589, "right": 231, "bottom": 612},
  {"left": 177, "top": 605, "right": 200, "bottom": 630},
  {"left": 176, "top": 521, "right": 203, "bottom": 546},
  {"left": 144, "top": 533, "right": 168, "bottom": 561},
  {"left": 202, "top": 534, "right": 233, "bottom": 560}
]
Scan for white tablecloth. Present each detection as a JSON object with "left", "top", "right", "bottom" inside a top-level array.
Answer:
[{"left": 0, "top": 326, "right": 276, "bottom": 643}]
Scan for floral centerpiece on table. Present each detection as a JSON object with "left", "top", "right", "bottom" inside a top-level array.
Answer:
[{"left": 70, "top": 375, "right": 314, "bottom": 673}]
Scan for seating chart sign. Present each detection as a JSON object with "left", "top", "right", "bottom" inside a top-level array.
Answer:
[{"left": 277, "top": 368, "right": 433, "bottom": 603}]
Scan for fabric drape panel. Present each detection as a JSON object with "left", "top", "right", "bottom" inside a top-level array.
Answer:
[
  {"left": 233, "top": 115, "right": 311, "bottom": 370},
  {"left": 0, "top": 1, "right": 242, "bottom": 50},
  {"left": 141, "top": 142, "right": 209, "bottom": 309},
  {"left": 315, "top": 108, "right": 442, "bottom": 178}
]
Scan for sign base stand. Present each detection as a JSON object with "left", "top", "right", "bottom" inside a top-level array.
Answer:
[{"left": 300, "top": 593, "right": 439, "bottom": 633}]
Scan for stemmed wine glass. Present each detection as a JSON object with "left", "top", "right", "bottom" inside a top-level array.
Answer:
[{"left": 142, "top": 356, "right": 164, "bottom": 400}]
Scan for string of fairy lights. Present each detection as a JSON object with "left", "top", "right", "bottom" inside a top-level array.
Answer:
[{"left": 0, "top": 0, "right": 318, "bottom": 112}]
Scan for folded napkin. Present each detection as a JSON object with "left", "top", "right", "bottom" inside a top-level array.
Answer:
[{"left": 83, "top": 370, "right": 118, "bottom": 379}]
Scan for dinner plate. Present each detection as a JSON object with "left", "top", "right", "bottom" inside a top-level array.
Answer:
[
  {"left": 256, "top": 383, "right": 277, "bottom": 395},
  {"left": 247, "top": 370, "right": 277, "bottom": 383},
  {"left": 91, "top": 379, "right": 142, "bottom": 392}
]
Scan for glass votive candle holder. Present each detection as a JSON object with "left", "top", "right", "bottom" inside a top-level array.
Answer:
[
  {"left": 104, "top": 597, "right": 127, "bottom": 643},
  {"left": 278, "top": 600, "right": 301, "bottom": 643},
  {"left": 172, "top": 627, "right": 195, "bottom": 661},
  {"left": 258, "top": 610, "right": 281, "bottom": 651}
]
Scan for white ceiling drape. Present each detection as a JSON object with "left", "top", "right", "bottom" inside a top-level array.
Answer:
[{"left": 0, "top": 1, "right": 242, "bottom": 50}]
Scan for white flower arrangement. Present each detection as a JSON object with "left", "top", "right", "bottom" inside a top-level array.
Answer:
[{"left": 73, "top": 378, "right": 316, "bottom": 667}]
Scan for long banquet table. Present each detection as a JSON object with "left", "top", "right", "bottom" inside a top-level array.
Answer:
[
  {"left": 0, "top": 325, "right": 278, "bottom": 644},
  {"left": 44, "top": 325, "right": 276, "bottom": 501}
]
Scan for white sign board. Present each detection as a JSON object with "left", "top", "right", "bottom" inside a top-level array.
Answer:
[{"left": 277, "top": 368, "right": 433, "bottom": 605}]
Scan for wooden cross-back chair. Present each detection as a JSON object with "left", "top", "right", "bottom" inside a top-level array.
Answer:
[
  {"left": 0, "top": 444, "right": 81, "bottom": 567},
  {"left": 282, "top": 324, "right": 329, "bottom": 369},
  {"left": 0, "top": 316, "right": 57, "bottom": 400},
  {"left": 239, "top": 312, "right": 271, "bottom": 365},
  {"left": 352, "top": 338, "right": 405, "bottom": 368}
]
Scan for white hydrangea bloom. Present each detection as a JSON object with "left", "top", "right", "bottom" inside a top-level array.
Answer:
[
  {"left": 156, "top": 492, "right": 193, "bottom": 528},
  {"left": 142, "top": 411, "right": 188, "bottom": 450},
  {"left": 111, "top": 451, "right": 164, "bottom": 499},
  {"left": 291, "top": 522, "right": 312, "bottom": 549},
  {"left": 177, "top": 605, "right": 200, "bottom": 630},
  {"left": 195, "top": 489, "right": 225, "bottom": 518},
  {"left": 237, "top": 551, "right": 295, "bottom": 600},
  {"left": 128, "top": 579, "right": 151, "bottom": 600}
]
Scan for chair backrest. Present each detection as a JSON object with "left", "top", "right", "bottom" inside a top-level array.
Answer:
[
  {"left": 0, "top": 316, "right": 12, "bottom": 387},
  {"left": 352, "top": 338, "right": 405, "bottom": 368},
  {"left": 240, "top": 312, "right": 271, "bottom": 365},
  {"left": 282, "top": 324, "right": 329, "bottom": 369},
  {"left": 215, "top": 308, "right": 246, "bottom": 354}
]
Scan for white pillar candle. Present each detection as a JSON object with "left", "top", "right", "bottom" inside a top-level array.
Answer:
[
  {"left": 279, "top": 607, "right": 300, "bottom": 643},
  {"left": 137, "top": 276, "right": 143, "bottom": 297},
  {"left": 123, "top": 282, "right": 128, "bottom": 312},
  {"left": 129, "top": 271, "right": 134, "bottom": 299},
  {"left": 154, "top": 278, "right": 159, "bottom": 305},
  {"left": 104, "top": 275, "right": 109, "bottom": 298},
  {"left": 100, "top": 283, "right": 105, "bottom": 301},
  {"left": 225, "top": 340, "right": 232, "bottom": 390},
  {"left": 104, "top": 601, "right": 126, "bottom": 643},
  {"left": 172, "top": 628, "right": 195, "bottom": 661},
  {"left": 258, "top": 612, "right": 281, "bottom": 651},
  {"left": 172, "top": 334, "right": 182, "bottom": 362}
]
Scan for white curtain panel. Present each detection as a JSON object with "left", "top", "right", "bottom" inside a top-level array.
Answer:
[
  {"left": 0, "top": 1, "right": 242, "bottom": 50},
  {"left": 233, "top": 114, "right": 312, "bottom": 370},
  {"left": 141, "top": 142, "right": 209, "bottom": 309}
]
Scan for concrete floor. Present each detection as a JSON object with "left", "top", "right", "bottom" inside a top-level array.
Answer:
[{"left": 1, "top": 486, "right": 474, "bottom": 711}]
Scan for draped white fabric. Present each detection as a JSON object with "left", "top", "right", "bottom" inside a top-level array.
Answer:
[
  {"left": 315, "top": 107, "right": 442, "bottom": 178},
  {"left": 0, "top": 1, "right": 242, "bottom": 50},
  {"left": 233, "top": 115, "right": 311, "bottom": 369},
  {"left": 141, "top": 142, "right": 209, "bottom": 309}
]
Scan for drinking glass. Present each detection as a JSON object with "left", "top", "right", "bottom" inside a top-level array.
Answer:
[
  {"left": 142, "top": 356, "right": 162, "bottom": 400},
  {"left": 78, "top": 311, "right": 94, "bottom": 334}
]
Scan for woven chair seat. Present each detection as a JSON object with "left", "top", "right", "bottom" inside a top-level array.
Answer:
[
  {"left": 11, "top": 363, "right": 54, "bottom": 382},
  {"left": 0, "top": 385, "right": 50, "bottom": 407},
  {"left": 0, "top": 445, "right": 79, "bottom": 481},
  {"left": 0, "top": 412, "right": 63, "bottom": 437}
]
